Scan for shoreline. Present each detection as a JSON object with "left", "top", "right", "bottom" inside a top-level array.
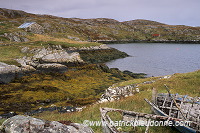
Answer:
[{"left": 95, "top": 40, "right": 200, "bottom": 44}]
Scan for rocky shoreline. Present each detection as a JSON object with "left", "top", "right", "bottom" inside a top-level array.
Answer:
[
  {"left": 0, "top": 44, "right": 130, "bottom": 83},
  {"left": 0, "top": 43, "right": 139, "bottom": 114},
  {"left": 0, "top": 45, "right": 83, "bottom": 83}
]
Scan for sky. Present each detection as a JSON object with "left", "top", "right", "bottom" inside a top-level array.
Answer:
[{"left": 1, "top": 0, "right": 200, "bottom": 26}]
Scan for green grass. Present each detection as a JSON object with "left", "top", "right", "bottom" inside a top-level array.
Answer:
[
  {"left": 0, "top": 39, "right": 102, "bottom": 65},
  {"left": 0, "top": 119, "right": 6, "bottom": 126},
  {"left": 0, "top": 45, "right": 28, "bottom": 65},
  {"left": 33, "top": 70, "right": 200, "bottom": 133}
]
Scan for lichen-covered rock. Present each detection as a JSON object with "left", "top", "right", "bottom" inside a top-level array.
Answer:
[
  {"left": 28, "top": 47, "right": 84, "bottom": 64},
  {"left": 37, "top": 63, "right": 68, "bottom": 72},
  {"left": 17, "top": 46, "right": 84, "bottom": 66},
  {"left": 0, "top": 115, "right": 94, "bottom": 133},
  {"left": 0, "top": 45, "right": 85, "bottom": 83},
  {"left": 4, "top": 32, "right": 29, "bottom": 42},
  {"left": 40, "top": 52, "right": 83, "bottom": 63}
]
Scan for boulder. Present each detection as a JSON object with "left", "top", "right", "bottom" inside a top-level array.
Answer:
[
  {"left": 0, "top": 62, "right": 19, "bottom": 83},
  {"left": 20, "top": 47, "right": 30, "bottom": 53},
  {"left": 16, "top": 56, "right": 39, "bottom": 68},
  {"left": 40, "top": 52, "right": 84, "bottom": 63},
  {"left": 27, "top": 47, "right": 84, "bottom": 64},
  {"left": 0, "top": 62, "right": 37, "bottom": 83},
  {"left": 0, "top": 115, "right": 94, "bottom": 133},
  {"left": 36, "top": 63, "right": 68, "bottom": 73},
  {"left": 4, "top": 32, "right": 29, "bottom": 42}
]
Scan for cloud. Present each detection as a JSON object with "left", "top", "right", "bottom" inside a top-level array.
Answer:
[{"left": 0, "top": 0, "right": 200, "bottom": 26}]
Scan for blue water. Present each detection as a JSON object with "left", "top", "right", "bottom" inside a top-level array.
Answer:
[{"left": 106, "top": 43, "right": 200, "bottom": 77}]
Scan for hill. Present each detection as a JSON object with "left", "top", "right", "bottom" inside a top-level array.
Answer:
[
  {"left": 0, "top": 8, "right": 200, "bottom": 133},
  {"left": 1, "top": 8, "right": 200, "bottom": 44},
  {"left": 33, "top": 70, "right": 200, "bottom": 133}
]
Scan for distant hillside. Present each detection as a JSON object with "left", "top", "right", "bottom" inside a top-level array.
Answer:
[
  {"left": 123, "top": 19, "right": 166, "bottom": 26},
  {"left": 1, "top": 8, "right": 200, "bottom": 43}
]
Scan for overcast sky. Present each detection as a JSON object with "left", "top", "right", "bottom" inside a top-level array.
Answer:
[{"left": 1, "top": 0, "right": 200, "bottom": 26}]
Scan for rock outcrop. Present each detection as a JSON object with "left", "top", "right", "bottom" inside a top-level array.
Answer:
[
  {"left": 23, "top": 23, "right": 45, "bottom": 34},
  {"left": 66, "top": 44, "right": 110, "bottom": 51},
  {"left": 36, "top": 63, "right": 68, "bottom": 72},
  {"left": 0, "top": 115, "right": 94, "bottom": 133},
  {"left": 17, "top": 46, "right": 84, "bottom": 66},
  {"left": 0, "top": 62, "right": 37, "bottom": 83},
  {"left": 0, "top": 62, "right": 19, "bottom": 83},
  {"left": 0, "top": 8, "right": 28, "bottom": 18},
  {"left": 4, "top": 32, "right": 29, "bottom": 42},
  {"left": 0, "top": 45, "right": 84, "bottom": 83}
]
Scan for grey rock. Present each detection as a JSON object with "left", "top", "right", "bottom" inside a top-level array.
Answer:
[
  {"left": 0, "top": 45, "right": 84, "bottom": 83},
  {"left": 66, "top": 44, "right": 110, "bottom": 51},
  {"left": 21, "top": 47, "right": 30, "bottom": 53},
  {"left": 98, "top": 84, "right": 138, "bottom": 103},
  {"left": 24, "top": 23, "right": 45, "bottom": 34},
  {"left": 4, "top": 32, "right": 29, "bottom": 42},
  {"left": 20, "top": 65, "right": 36, "bottom": 72},
  {"left": 40, "top": 51, "right": 83, "bottom": 63},
  {"left": 0, "top": 62, "right": 37, "bottom": 83},
  {"left": 37, "top": 63, "right": 68, "bottom": 73},
  {"left": 15, "top": 57, "right": 28, "bottom": 66},
  {"left": 68, "top": 123, "right": 94, "bottom": 133},
  {"left": 67, "top": 36, "right": 80, "bottom": 41},
  {"left": 28, "top": 47, "right": 84, "bottom": 64},
  {"left": 0, "top": 115, "right": 94, "bottom": 133},
  {"left": 0, "top": 62, "right": 19, "bottom": 83}
]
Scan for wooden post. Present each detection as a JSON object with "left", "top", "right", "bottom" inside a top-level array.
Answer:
[{"left": 152, "top": 87, "right": 157, "bottom": 104}]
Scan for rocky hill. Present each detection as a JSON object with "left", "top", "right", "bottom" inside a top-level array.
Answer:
[{"left": 1, "top": 8, "right": 200, "bottom": 44}]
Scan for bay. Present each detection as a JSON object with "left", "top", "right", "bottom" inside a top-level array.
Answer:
[{"left": 106, "top": 43, "right": 200, "bottom": 77}]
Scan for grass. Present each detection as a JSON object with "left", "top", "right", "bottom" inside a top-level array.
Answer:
[
  {"left": 0, "top": 64, "right": 133, "bottom": 114},
  {"left": 27, "top": 34, "right": 102, "bottom": 48},
  {"left": 33, "top": 70, "right": 200, "bottom": 133},
  {"left": 0, "top": 38, "right": 102, "bottom": 66},
  {"left": 0, "top": 119, "right": 6, "bottom": 126},
  {"left": 0, "top": 45, "right": 28, "bottom": 66}
]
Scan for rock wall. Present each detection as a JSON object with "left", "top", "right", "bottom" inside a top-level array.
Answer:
[
  {"left": 98, "top": 75, "right": 171, "bottom": 103},
  {"left": 0, "top": 115, "right": 94, "bottom": 133},
  {"left": 98, "top": 84, "right": 140, "bottom": 103}
]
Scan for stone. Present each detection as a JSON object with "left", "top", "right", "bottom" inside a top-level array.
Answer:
[
  {"left": 21, "top": 47, "right": 30, "bottom": 53},
  {"left": 27, "top": 47, "right": 84, "bottom": 64},
  {"left": 4, "top": 32, "right": 29, "bottom": 42},
  {"left": 22, "top": 23, "right": 45, "bottom": 34},
  {"left": 40, "top": 52, "right": 84, "bottom": 63},
  {"left": 0, "top": 45, "right": 85, "bottom": 83},
  {"left": 15, "top": 57, "right": 28, "bottom": 66},
  {"left": 36, "top": 63, "right": 68, "bottom": 73},
  {"left": 0, "top": 115, "right": 94, "bottom": 133},
  {"left": 0, "top": 62, "right": 19, "bottom": 83},
  {"left": 66, "top": 44, "right": 110, "bottom": 51},
  {"left": 98, "top": 84, "right": 141, "bottom": 103}
]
